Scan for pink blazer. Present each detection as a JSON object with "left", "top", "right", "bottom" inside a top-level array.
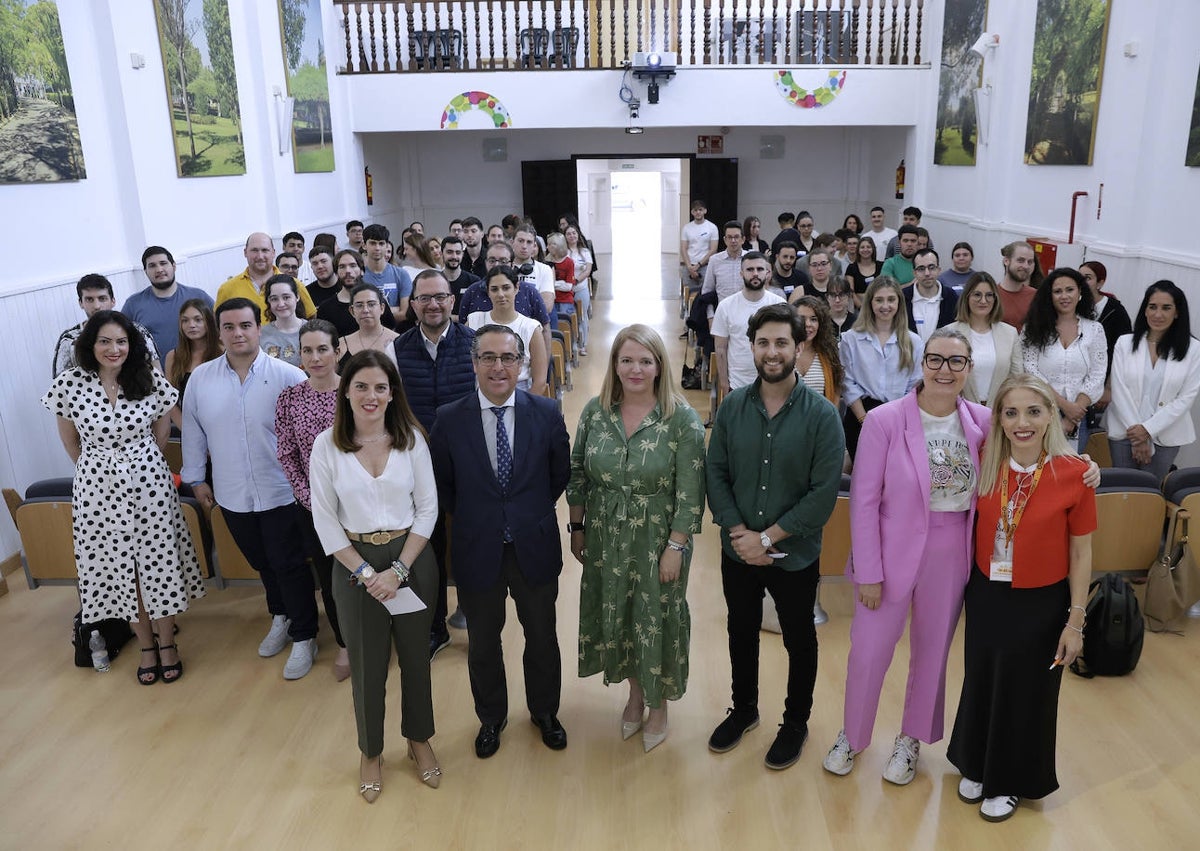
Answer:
[{"left": 846, "top": 391, "right": 991, "bottom": 602}]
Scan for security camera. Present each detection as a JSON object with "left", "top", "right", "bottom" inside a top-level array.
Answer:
[
  {"left": 628, "top": 99, "right": 640, "bottom": 120},
  {"left": 969, "top": 32, "right": 999, "bottom": 59}
]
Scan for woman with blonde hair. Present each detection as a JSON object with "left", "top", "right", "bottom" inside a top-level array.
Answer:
[
  {"left": 839, "top": 276, "right": 923, "bottom": 458},
  {"left": 567, "top": 325, "right": 707, "bottom": 753},
  {"left": 947, "top": 272, "right": 1020, "bottom": 406},
  {"left": 948, "top": 374, "right": 1095, "bottom": 822}
]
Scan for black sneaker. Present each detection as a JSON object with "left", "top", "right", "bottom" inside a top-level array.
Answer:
[
  {"left": 429, "top": 630, "right": 451, "bottom": 660},
  {"left": 764, "top": 722, "right": 809, "bottom": 770},
  {"left": 708, "top": 708, "right": 759, "bottom": 753}
]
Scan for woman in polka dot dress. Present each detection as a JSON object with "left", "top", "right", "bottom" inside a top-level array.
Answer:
[{"left": 42, "top": 311, "right": 205, "bottom": 685}]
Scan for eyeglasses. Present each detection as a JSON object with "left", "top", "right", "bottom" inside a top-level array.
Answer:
[
  {"left": 475, "top": 352, "right": 521, "bottom": 366},
  {"left": 923, "top": 354, "right": 971, "bottom": 372},
  {"left": 914, "top": 264, "right": 939, "bottom": 273},
  {"left": 809, "top": 260, "right": 830, "bottom": 268},
  {"left": 413, "top": 293, "right": 451, "bottom": 304},
  {"left": 826, "top": 291, "right": 850, "bottom": 300},
  {"left": 351, "top": 300, "right": 380, "bottom": 312},
  {"left": 969, "top": 291, "right": 996, "bottom": 301}
]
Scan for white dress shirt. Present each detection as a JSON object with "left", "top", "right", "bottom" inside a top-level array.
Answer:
[{"left": 478, "top": 389, "right": 515, "bottom": 475}]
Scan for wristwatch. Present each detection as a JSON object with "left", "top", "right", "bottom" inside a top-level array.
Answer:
[
  {"left": 760, "top": 532, "right": 772, "bottom": 550},
  {"left": 356, "top": 564, "right": 375, "bottom": 580},
  {"left": 567, "top": 521, "right": 586, "bottom": 533}
]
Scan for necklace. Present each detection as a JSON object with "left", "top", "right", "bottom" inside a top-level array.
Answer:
[
  {"left": 357, "top": 432, "right": 391, "bottom": 444},
  {"left": 358, "top": 326, "right": 387, "bottom": 351}
]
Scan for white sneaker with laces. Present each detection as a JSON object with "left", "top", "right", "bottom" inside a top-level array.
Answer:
[
  {"left": 258, "top": 615, "right": 291, "bottom": 657},
  {"left": 882, "top": 733, "right": 920, "bottom": 785},
  {"left": 958, "top": 776, "right": 984, "bottom": 803},
  {"left": 822, "top": 729, "right": 860, "bottom": 776},
  {"left": 980, "top": 795, "right": 1019, "bottom": 822},
  {"left": 283, "top": 638, "right": 318, "bottom": 680}
]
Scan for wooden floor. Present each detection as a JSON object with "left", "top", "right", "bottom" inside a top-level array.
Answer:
[{"left": 4, "top": 277, "right": 1200, "bottom": 849}]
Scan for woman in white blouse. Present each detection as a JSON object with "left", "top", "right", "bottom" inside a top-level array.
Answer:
[
  {"left": 947, "top": 272, "right": 1019, "bottom": 406},
  {"left": 1107, "top": 281, "right": 1200, "bottom": 480},
  {"left": 1019, "top": 268, "right": 1107, "bottom": 451},
  {"left": 310, "top": 350, "right": 441, "bottom": 801}
]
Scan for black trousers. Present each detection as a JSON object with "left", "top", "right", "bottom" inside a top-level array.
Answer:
[
  {"left": 297, "top": 506, "right": 344, "bottom": 648},
  {"left": 456, "top": 543, "right": 562, "bottom": 724},
  {"left": 721, "top": 551, "right": 820, "bottom": 728},
  {"left": 843, "top": 396, "right": 884, "bottom": 460},
  {"left": 222, "top": 503, "right": 318, "bottom": 641}
]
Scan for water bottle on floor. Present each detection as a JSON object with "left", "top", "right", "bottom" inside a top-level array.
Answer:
[{"left": 89, "top": 629, "right": 110, "bottom": 672}]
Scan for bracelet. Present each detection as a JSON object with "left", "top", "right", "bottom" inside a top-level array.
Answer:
[
  {"left": 354, "top": 561, "right": 371, "bottom": 576},
  {"left": 391, "top": 558, "right": 410, "bottom": 584},
  {"left": 1063, "top": 623, "right": 1084, "bottom": 635},
  {"left": 666, "top": 540, "right": 688, "bottom": 553},
  {"left": 1068, "top": 605, "right": 1086, "bottom": 615}
]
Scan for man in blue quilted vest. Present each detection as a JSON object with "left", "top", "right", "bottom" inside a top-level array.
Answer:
[{"left": 393, "top": 269, "right": 478, "bottom": 659}]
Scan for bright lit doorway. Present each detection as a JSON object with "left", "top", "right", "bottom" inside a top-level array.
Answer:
[{"left": 609, "top": 170, "right": 662, "bottom": 303}]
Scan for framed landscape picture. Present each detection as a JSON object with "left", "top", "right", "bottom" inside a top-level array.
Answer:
[
  {"left": 0, "top": 0, "right": 86, "bottom": 183},
  {"left": 278, "top": 0, "right": 335, "bottom": 172},
  {"left": 153, "top": 0, "right": 246, "bottom": 177},
  {"left": 1187, "top": 63, "right": 1200, "bottom": 166},
  {"left": 1024, "top": 0, "right": 1110, "bottom": 165},
  {"left": 934, "top": 0, "right": 988, "bottom": 166}
]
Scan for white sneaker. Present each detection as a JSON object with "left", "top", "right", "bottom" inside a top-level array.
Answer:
[
  {"left": 822, "top": 729, "right": 860, "bottom": 776},
  {"left": 1188, "top": 600, "right": 1200, "bottom": 618},
  {"left": 882, "top": 733, "right": 920, "bottom": 785},
  {"left": 258, "top": 615, "right": 291, "bottom": 657},
  {"left": 283, "top": 638, "right": 318, "bottom": 680},
  {"left": 980, "top": 795, "right": 1019, "bottom": 822},
  {"left": 958, "top": 776, "right": 984, "bottom": 803}
]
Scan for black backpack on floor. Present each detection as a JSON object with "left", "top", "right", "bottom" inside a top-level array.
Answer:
[{"left": 1070, "top": 573, "right": 1144, "bottom": 678}]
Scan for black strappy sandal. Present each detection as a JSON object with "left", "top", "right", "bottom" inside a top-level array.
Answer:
[
  {"left": 158, "top": 643, "right": 183, "bottom": 684},
  {"left": 137, "top": 646, "right": 160, "bottom": 686}
]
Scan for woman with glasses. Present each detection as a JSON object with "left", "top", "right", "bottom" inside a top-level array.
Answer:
[
  {"left": 340, "top": 283, "right": 399, "bottom": 368},
  {"left": 823, "top": 277, "right": 857, "bottom": 338},
  {"left": 466, "top": 266, "right": 548, "bottom": 395},
  {"left": 824, "top": 328, "right": 989, "bottom": 785},
  {"left": 948, "top": 272, "right": 1019, "bottom": 406}
]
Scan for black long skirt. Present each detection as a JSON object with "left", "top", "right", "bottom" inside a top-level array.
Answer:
[{"left": 947, "top": 567, "right": 1070, "bottom": 800}]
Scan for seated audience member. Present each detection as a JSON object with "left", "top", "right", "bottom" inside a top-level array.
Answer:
[
  {"left": 448, "top": 219, "right": 464, "bottom": 238},
  {"left": 834, "top": 229, "right": 858, "bottom": 271},
  {"left": 947, "top": 272, "right": 1019, "bottom": 406},
  {"left": 339, "top": 283, "right": 399, "bottom": 367},
  {"left": 843, "top": 213, "right": 865, "bottom": 235},
  {"left": 879, "top": 225, "right": 919, "bottom": 285},
  {"left": 793, "top": 247, "right": 836, "bottom": 299},
  {"left": 564, "top": 224, "right": 593, "bottom": 355},
  {"left": 317, "top": 249, "right": 397, "bottom": 337},
  {"left": 216, "top": 231, "right": 318, "bottom": 317},
  {"left": 306, "top": 246, "right": 340, "bottom": 307},
  {"left": 545, "top": 233, "right": 576, "bottom": 319},
  {"left": 164, "top": 298, "right": 222, "bottom": 429},
  {"left": 903, "top": 249, "right": 959, "bottom": 342},
  {"left": 513, "top": 224, "right": 556, "bottom": 325},
  {"left": 1107, "top": 280, "right": 1200, "bottom": 480},
  {"left": 824, "top": 276, "right": 858, "bottom": 338},
  {"left": 486, "top": 224, "right": 507, "bottom": 246},
  {"left": 795, "top": 211, "right": 818, "bottom": 255},
  {"left": 743, "top": 216, "right": 769, "bottom": 254},
  {"left": 768, "top": 242, "right": 810, "bottom": 300},
  {"left": 361, "top": 223, "right": 414, "bottom": 322},
  {"left": 123, "top": 246, "right": 213, "bottom": 365},
  {"left": 798, "top": 234, "right": 842, "bottom": 277},
  {"left": 770, "top": 211, "right": 802, "bottom": 258},
  {"left": 466, "top": 266, "right": 548, "bottom": 395},
  {"left": 938, "top": 242, "right": 977, "bottom": 292},
  {"left": 426, "top": 237, "right": 443, "bottom": 268},
  {"left": 457, "top": 241, "right": 550, "bottom": 328},
  {"left": 275, "top": 252, "right": 301, "bottom": 279},
  {"left": 260, "top": 275, "right": 308, "bottom": 367},
  {"left": 441, "top": 235, "right": 480, "bottom": 303},
  {"left": 54, "top": 274, "right": 159, "bottom": 376},
  {"left": 792, "top": 295, "right": 845, "bottom": 407},
  {"left": 847, "top": 235, "right": 882, "bottom": 310}
]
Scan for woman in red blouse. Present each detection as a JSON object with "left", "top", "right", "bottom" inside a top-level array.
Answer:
[
  {"left": 947, "top": 374, "right": 1095, "bottom": 823},
  {"left": 275, "top": 318, "right": 349, "bottom": 680}
]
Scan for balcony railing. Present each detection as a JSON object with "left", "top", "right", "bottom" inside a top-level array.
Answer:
[{"left": 333, "top": 0, "right": 925, "bottom": 73}]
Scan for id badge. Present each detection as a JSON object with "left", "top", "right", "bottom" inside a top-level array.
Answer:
[{"left": 990, "top": 560, "right": 1013, "bottom": 583}]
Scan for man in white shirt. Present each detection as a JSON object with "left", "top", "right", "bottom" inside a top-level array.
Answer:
[
  {"left": 513, "top": 224, "right": 555, "bottom": 322},
  {"left": 865, "top": 206, "right": 897, "bottom": 257},
  {"left": 181, "top": 297, "right": 319, "bottom": 680},
  {"left": 902, "top": 248, "right": 959, "bottom": 342},
  {"left": 701, "top": 221, "right": 748, "bottom": 304},
  {"left": 680, "top": 199, "right": 719, "bottom": 294},
  {"left": 711, "top": 252, "right": 786, "bottom": 396}
]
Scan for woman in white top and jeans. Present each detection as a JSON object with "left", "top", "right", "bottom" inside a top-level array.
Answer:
[
  {"left": 1107, "top": 280, "right": 1200, "bottom": 480},
  {"left": 310, "top": 350, "right": 441, "bottom": 801},
  {"left": 1019, "top": 268, "right": 1107, "bottom": 451},
  {"left": 565, "top": 224, "right": 593, "bottom": 355}
]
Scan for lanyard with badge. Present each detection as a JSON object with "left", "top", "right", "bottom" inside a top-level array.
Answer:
[{"left": 991, "top": 452, "right": 1046, "bottom": 583}]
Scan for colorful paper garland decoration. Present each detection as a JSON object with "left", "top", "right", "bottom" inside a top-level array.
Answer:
[
  {"left": 775, "top": 70, "right": 847, "bottom": 108},
  {"left": 440, "top": 91, "right": 512, "bottom": 129}
]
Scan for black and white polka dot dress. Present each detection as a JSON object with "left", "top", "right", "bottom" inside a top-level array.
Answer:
[{"left": 41, "top": 369, "right": 205, "bottom": 622}]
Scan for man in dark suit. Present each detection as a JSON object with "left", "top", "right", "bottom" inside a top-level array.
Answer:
[
  {"left": 903, "top": 248, "right": 959, "bottom": 342},
  {"left": 429, "top": 324, "right": 571, "bottom": 759}
]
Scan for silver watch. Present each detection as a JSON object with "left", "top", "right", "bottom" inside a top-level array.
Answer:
[
  {"left": 760, "top": 532, "right": 772, "bottom": 549},
  {"left": 359, "top": 565, "right": 375, "bottom": 580}
]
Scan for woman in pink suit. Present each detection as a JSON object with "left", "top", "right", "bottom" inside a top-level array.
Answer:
[{"left": 824, "top": 327, "right": 989, "bottom": 784}]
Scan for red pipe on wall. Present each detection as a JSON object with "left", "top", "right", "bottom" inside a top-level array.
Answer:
[{"left": 1069, "top": 191, "right": 1088, "bottom": 244}]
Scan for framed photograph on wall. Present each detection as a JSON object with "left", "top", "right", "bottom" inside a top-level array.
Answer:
[
  {"left": 152, "top": 0, "right": 247, "bottom": 177},
  {"left": 0, "top": 0, "right": 87, "bottom": 183},
  {"left": 1187, "top": 63, "right": 1200, "bottom": 167},
  {"left": 1024, "top": 0, "right": 1111, "bottom": 165},
  {"left": 277, "top": 0, "right": 335, "bottom": 172},
  {"left": 934, "top": 0, "right": 988, "bottom": 166}
]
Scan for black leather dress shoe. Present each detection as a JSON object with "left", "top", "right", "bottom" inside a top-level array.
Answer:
[
  {"left": 531, "top": 714, "right": 568, "bottom": 750},
  {"left": 475, "top": 719, "right": 507, "bottom": 759}
]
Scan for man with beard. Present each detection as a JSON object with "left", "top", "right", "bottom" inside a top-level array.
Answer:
[
  {"left": 305, "top": 245, "right": 340, "bottom": 308},
  {"left": 441, "top": 235, "right": 479, "bottom": 304},
  {"left": 461, "top": 216, "right": 488, "bottom": 279},
  {"left": 705, "top": 302, "right": 844, "bottom": 771},
  {"left": 315, "top": 249, "right": 397, "bottom": 337},
  {"left": 711, "top": 252, "right": 786, "bottom": 397},
  {"left": 393, "top": 270, "right": 479, "bottom": 658},
  {"left": 122, "top": 245, "right": 213, "bottom": 364},
  {"left": 997, "top": 240, "right": 1038, "bottom": 330},
  {"left": 879, "top": 225, "right": 920, "bottom": 285},
  {"left": 217, "top": 232, "right": 318, "bottom": 316},
  {"left": 767, "top": 242, "right": 810, "bottom": 300}
]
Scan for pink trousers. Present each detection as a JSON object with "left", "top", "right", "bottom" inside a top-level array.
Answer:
[{"left": 842, "top": 510, "right": 970, "bottom": 752}]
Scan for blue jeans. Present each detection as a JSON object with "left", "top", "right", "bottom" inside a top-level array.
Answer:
[
  {"left": 1108, "top": 439, "right": 1180, "bottom": 482},
  {"left": 572, "top": 283, "right": 590, "bottom": 348}
]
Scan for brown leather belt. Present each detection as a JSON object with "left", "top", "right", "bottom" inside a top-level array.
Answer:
[{"left": 346, "top": 528, "right": 410, "bottom": 546}]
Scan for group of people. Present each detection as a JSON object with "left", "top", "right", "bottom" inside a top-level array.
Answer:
[{"left": 39, "top": 206, "right": 1199, "bottom": 820}]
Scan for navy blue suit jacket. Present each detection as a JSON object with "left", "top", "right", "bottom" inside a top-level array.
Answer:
[
  {"left": 903, "top": 282, "right": 959, "bottom": 336},
  {"left": 429, "top": 389, "right": 570, "bottom": 593}
]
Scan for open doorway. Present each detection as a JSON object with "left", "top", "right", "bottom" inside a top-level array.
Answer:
[{"left": 609, "top": 170, "right": 662, "bottom": 304}]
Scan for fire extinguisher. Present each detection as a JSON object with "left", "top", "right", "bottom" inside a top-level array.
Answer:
[
  {"left": 365, "top": 166, "right": 374, "bottom": 207},
  {"left": 895, "top": 159, "right": 905, "bottom": 200}
]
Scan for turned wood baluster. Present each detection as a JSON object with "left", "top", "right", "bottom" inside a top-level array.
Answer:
[
  {"left": 702, "top": 0, "right": 712, "bottom": 65},
  {"left": 649, "top": 0, "right": 657, "bottom": 51},
  {"left": 865, "top": 0, "right": 873, "bottom": 64},
  {"left": 365, "top": 4, "right": 378, "bottom": 70},
  {"left": 392, "top": 3, "right": 404, "bottom": 70},
  {"left": 500, "top": 0, "right": 508, "bottom": 65},
  {"left": 784, "top": 0, "right": 792, "bottom": 64},
  {"left": 914, "top": 0, "right": 924, "bottom": 65},
  {"left": 342, "top": 5, "right": 354, "bottom": 71},
  {"left": 623, "top": 0, "right": 629, "bottom": 61},
  {"left": 553, "top": 0, "right": 561, "bottom": 68},
  {"left": 823, "top": 0, "right": 831, "bottom": 62},
  {"left": 768, "top": 0, "right": 778, "bottom": 62},
  {"left": 901, "top": 0, "right": 910, "bottom": 64},
  {"left": 849, "top": 0, "right": 859, "bottom": 64},
  {"left": 876, "top": 0, "right": 885, "bottom": 64},
  {"left": 716, "top": 0, "right": 724, "bottom": 64},
  {"left": 635, "top": 0, "right": 643, "bottom": 53},
  {"left": 379, "top": 4, "right": 390, "bottom": 71}
]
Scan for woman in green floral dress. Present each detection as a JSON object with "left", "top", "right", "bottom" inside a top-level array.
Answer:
[{"left": 567, "top": 324, "right": 707, "bottom": 753}]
